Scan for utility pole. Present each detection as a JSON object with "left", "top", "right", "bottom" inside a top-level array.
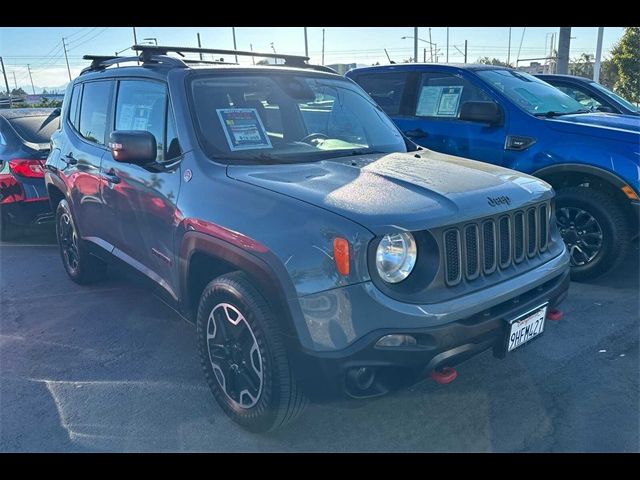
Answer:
[
  {"left": 27, "top": 65, "right": 35, "bottom": 94},
  {"left": 197, "top": 33, "right": 203, "bottom": 60},
  {"left": 304, "top": 27, "right": 309, "bottom": 57},
  {"left": 593, "top": 27, "right": 604, "bottom": 82},
  {"left": 62, "top": 37, "right": 72, "bottom": 81},
  {"left": 12, "top": 72, "right": 17, "bottom": 90},
  {"left": 464, "top": 40, "right": 468, "bottom": 63},
  {"left": 507, "top": 27, "right": 512, "bottom": 66},
  {"left": 322, "top": 28, "right": 325, "bottom": 65},
  {"left": 384, "top": 48, "right": 393, "bottom": 64},
  {"left": 413, "top": 27, "right": 418, "bottom": 63},
  {"left": 250, "top": 43, "right": 255, "bottom": 65},
  {"left": 0, "top": 57, "right": 10, "bottom": 96},
  {"left": 428, "top": 28, "right": 433, "bottom": 62},
  {"left": 446, "top": 27, "right": 450, "bottom": 63},
  {"left": 232, "top": 27, "right": 238, "bottom": 63},
  {"left": 424, "top": 48, "right": 426, "bottom": 62},
  {"left": 557, "top": 27, "right": 571, "bottom": 74}
]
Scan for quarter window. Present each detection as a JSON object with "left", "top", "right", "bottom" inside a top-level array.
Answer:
[
  {"left": 67, "top": 85, "right": 81, "bottom": 128},
  {"left": 414, "top": 73, "right": 492, "bottom": 118},
  {"left": 78, "top": 81, "right": 113, "bottom": 145},
  {"left": 353, "top": 72, "right": 410, "bottom": 116},
  {"left": 115, "top": 80, "right": 167, "bottom": 162}
]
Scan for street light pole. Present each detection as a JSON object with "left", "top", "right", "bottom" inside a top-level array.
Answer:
[
  {"left": 413, "top": 27, "right": 418, "bottom": 63},
  {"left": 304, "top": 27, "right": 309, "bottom": 57},
  {"left": 322, "top": 28, "right": 325, "bottom": 65},
  {"left": 507, "top": 27, "right": 512, "bottom": 66},
  {"left": 446, "top": 27, "right": 449, "bottom": 63}
]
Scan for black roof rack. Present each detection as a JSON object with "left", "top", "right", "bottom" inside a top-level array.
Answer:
[
  {"left": 80, "top": 45, "right": 338, "bottom": 75},
  {"left": 132, "top": 44, "right": 311, "bottom": 67}
]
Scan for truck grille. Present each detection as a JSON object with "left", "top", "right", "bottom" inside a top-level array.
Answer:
[{"left": 443, "top": 202, "right": 551, "bottom": 286}]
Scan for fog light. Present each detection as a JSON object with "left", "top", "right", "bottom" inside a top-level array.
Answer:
[{"left": 376, "top": 334, "right": 417, "bottom": 347}]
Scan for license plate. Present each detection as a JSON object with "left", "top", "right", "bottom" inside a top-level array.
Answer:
[{"left": 506, "top": 304, "right": 547, "bottom": 352}]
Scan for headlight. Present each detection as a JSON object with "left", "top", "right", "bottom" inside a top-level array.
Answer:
[{"left": 375, "top": 232, "right": 417, "bottom": 283}]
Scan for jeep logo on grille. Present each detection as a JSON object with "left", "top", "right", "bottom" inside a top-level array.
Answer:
[{"left": 487, "top": 195, "right": 511, "bottom": 207}]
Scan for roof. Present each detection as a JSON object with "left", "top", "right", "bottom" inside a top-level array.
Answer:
[
  {"left": 0, "top": 108, "right": 56, "bottom": 119},
  {"left": 534, "top": 73, "right": 594, "bottom": 83},
  {"left": 76, "top": 62, "right": 341, "bottom": 84},
  {"left": 347, "top": 63, "right": 511, "bottom": 75}
]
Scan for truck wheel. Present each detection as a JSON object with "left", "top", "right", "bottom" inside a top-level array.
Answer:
[
  {"left": 55, "top": 199, "right": 107, "bottom": 284},
  {"left": 197, "top": 272, "right": 307, "bottom": 432},
  {"left": 555, "top": 187, "right": 629, "bottom": 281}
]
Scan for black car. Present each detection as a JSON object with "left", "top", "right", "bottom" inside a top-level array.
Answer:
[
  {"left": 0, "top": 108, "right": 59, "bottom": 239},
  {"left": 535, "top": 74, "right": 640, "bottom": 116}
]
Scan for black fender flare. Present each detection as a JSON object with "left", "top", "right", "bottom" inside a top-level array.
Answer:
[
  {"left": 532, "top": 163, "right": 632, "bottom": 192},
  {"left": 178, "top": 230, "right": 311, "bottom": 347}
]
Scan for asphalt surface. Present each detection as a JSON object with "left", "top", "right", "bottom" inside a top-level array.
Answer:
[{"left": 1, "top": 228, "right": 638, "bottom": 452}]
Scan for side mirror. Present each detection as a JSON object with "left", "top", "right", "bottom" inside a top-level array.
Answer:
[
  {"left": 109, "top": 131, "right": 157, "bottom": 165},
  {"left": 596, "top": 105, "right": 615, "bottom": 113},
  {"left": 459, "top": 101, "right": 503, "bottom": 126}
]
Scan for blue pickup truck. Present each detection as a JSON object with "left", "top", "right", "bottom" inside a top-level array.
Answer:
[{"left": 346, "top": 64, "right": 640, "bottom": 280}]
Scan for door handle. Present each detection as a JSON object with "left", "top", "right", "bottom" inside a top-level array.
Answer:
[
  {"left": 62, "top": 152, "right": 77, "bottom": 165},
  {"left": 404, "top": 128, "right": 428, "bottom": 139},
  {"left": 103, "top": 169, "right": 121, "bottom": 184}
]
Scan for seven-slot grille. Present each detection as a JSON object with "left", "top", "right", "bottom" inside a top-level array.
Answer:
[{"left": 443, "top": 202, "right": 551, "bottom": 286}]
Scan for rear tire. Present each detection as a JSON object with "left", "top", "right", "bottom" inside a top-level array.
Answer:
[
  {"left": 555, "top": 187, "right": 629, "bottom": 281},
  {"left": 197, "top": 271, "right": 307, "bottom": 432},
  {"left": 55, "top": 199, "right": 107, "bottom": 284}
]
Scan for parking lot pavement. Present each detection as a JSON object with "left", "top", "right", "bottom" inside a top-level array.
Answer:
[{"left": 1, "top": 229, "right": 638, "bottom": 452}]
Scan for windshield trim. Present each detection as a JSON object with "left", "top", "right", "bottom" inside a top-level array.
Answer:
[{"left": 185, "top": 69, "right": 411, "bottom": 165}]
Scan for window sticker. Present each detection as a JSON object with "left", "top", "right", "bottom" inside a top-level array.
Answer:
[
  {"left": 216, "top": 108, "right": 272, "bottom": 151},
  {"left": 436, "top": 86, "right": 463, "bottom": 116},
  {"left": 416, "top": 85, "right": 463, "bottom": 117},
  {"left": 416, "top": 86, "right": 442, "bottom": 116}
]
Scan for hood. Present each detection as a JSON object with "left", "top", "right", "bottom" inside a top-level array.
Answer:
[
  {"left": 227, "top": 150, "right": 553, "bottom": 233},
  {"left": 544, "top": 112, "right": 640, "bottom": 144}
]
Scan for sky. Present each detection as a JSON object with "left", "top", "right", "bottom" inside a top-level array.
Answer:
[{"left": 0, "top": 26, "right": 625, "bottom": 92}]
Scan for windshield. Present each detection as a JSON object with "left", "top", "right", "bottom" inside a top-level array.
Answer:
[
  {"left": 476, "top": 69, "right": 586, "bottom": 116},
  {"left": 590, "top": 81, "right": 640, "bottom": 113},
  {"left": 189, "top": 73, "right": 409, "bottom": 163}
]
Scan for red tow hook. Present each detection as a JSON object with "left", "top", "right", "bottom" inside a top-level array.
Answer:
[
  {"left": 431, "top": 366, "right": 458, "bottom": 384},
  {"left": 546, "top": 309, "right": 564, "bottom": 321}
]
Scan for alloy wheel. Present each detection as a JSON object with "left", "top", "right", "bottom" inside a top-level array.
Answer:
[
  {"left": 206, "top": 303, "right": 264, "bottom": 409},
  {"left": 557, "top": 206, "right": 604, "bottom": 267}
]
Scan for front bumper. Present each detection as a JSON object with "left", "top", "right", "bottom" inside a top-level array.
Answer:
[{"left": 287, "top": 248, "right": 570, "bottom": 400}]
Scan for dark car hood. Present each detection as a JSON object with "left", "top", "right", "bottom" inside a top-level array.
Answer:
[
  {"left": 227, "top": 150, "right": 553, "bottom": 233},
  {"left": 545, "top": 112, "right": 640, "bottom": 144}
]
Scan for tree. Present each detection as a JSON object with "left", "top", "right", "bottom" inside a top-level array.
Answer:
[
  {"left": 477, "top": 57, "right": 511, "bottom": 67},
  {"left": 569, "top": 53, "right": 593, "bottom": 78},
  {"left": 10, "top": 87, "right": 26, "bottom": 96},
  {"left": 610, "top": 27, "right": 640, "bottom": 104}
]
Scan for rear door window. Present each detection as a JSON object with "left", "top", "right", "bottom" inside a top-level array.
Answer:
[
  {"left": 353, "top": 72, "right": 410, "bottom": 116},
  {"left": 78, "top": 81, "right": 113, "bottom": 145}
]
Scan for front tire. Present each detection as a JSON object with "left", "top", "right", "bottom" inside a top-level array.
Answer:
[
  {"left": 55, "top": 199, "right": 107, "bottom": 284},
  {"left": 196, "top": 272, "right": 307, "bottom": 432},
  {"left": 555, "top": 187, "right": 630, "bottom": 281}
]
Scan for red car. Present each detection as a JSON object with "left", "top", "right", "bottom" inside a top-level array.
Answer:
[{"left": 0, "top": 108, "right": 60, "bottom": 240}]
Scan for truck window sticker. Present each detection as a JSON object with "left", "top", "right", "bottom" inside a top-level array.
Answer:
[
  {"left": 216, "top": 108, "right": 272, "bottom": 151},
  {"left": 416, "top": 85, "right": 464, "bottom": 117}
]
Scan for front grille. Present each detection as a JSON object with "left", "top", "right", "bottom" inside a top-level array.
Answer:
[{"left": 442, "top": 202, "right": 552, "bottom": 286}]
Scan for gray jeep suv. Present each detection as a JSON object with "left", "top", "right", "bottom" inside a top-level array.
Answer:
[{"left": 45, "top": 45, "right": 570, "bottom": 432}]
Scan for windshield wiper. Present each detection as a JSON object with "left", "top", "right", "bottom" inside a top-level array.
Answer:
[{"left": 536, "top": 109, "right": 591, "bottom": 118}]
